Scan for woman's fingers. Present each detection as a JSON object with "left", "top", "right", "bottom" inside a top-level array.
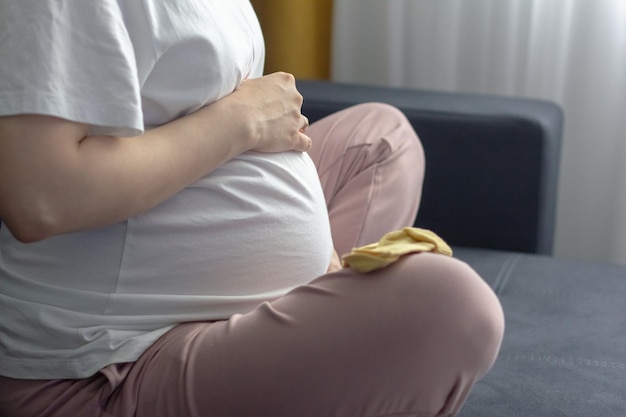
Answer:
[
  {"left": 296, "top": 132, "right": 312, "bottom": 152},
  {"left": 299, "top": 115, "right": 309, "bottom": 133}
]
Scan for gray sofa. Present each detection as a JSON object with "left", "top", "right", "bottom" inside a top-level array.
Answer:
[{"left": 298, "top": 79, "right": 626, "bottom": 417}]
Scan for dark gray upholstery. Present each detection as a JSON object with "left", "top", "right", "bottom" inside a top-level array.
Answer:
[
  {"left": 455, "top": 247, "right": 626, "bottom": 417},
  {"left": 299, "top": 79, "right": 626, "bottom": 416}
]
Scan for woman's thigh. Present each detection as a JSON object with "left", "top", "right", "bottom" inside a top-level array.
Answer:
[
  {"left": 107, "top": 253, "right": 503, "bottom": 417},
  {"left": 0, "top": 254, "right": 503, "bottom": 417},
  {"left": 307, "top": 103, "right": 426, "bottom": 256}
]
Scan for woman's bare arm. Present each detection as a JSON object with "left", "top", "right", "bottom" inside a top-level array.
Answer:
[{"left": 0, "top": 72, "right": 311, "bottom": 243}]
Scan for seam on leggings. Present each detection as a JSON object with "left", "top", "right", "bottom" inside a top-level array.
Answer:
[{"left": 354, "top": 139, "right": 393, "bottom": 248}]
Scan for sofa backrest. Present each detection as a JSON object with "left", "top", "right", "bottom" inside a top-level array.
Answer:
[{"left": 299, "top": 80, "right": 563, "bottom": 255}]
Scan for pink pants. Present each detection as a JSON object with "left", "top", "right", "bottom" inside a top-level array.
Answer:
[{"left": 0, "top": 103, "right": 504, "bottom": 417}]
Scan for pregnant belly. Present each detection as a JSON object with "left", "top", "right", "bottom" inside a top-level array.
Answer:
[{"left": 117, "top": 151, "right": 333, "bottom": 297}]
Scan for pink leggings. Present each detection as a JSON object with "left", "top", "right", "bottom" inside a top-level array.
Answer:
[{"left": 0, "top": 103, "right": 504, "bottom": 417}]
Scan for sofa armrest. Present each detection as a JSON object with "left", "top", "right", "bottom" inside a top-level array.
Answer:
[{"left": 297, "top": 79, "right": 563, "bottom": 255}]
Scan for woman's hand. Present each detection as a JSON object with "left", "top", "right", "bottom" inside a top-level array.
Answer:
[{"left": 226, "top": 72, "right": 312, "bottom": 153}]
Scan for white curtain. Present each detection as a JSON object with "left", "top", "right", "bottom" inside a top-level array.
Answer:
[{"left": 332, "top": 0, "right": 626, "bottom": 264}]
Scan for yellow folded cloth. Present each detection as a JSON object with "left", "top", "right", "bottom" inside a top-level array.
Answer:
[{"left": 341, "top": 227, "right": 453, "bottom": 273}]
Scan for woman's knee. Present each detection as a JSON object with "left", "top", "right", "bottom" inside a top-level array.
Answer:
[
  {"left": 354, "top": 103, "right": 425, "bottom": 198},
  {"left": 378, "top": 252, "right": 505, "bottom": 379},
  {"left": 340, "top": 102, "right": 426, "bottom": 197},
  {"left": 308, "top": 101, "right": 424, "bottom": 180},
  {"left": 433, "top": 255, "right": 504, "bottom": 377},
  {"left": 349, "top": 102, "right": 423, "bottom": 155},
  {"left": 312, "top": 252, "right": 504, "bottom": 413}
]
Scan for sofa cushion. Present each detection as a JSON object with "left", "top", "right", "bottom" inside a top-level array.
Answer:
[{"left": 455, "top": 247, "right": 626, "bottom": 416}]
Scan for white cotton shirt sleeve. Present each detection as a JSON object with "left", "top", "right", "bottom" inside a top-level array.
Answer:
[{"left": 0, "top": 0, "right": 143, "bottom": 136}]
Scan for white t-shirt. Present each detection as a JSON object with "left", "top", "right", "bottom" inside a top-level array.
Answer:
[{"left": 0, "top": 0, "right": 333, "bottom": 379}]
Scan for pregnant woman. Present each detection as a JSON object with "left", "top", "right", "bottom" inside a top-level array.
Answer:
[{"left": 0, "top": 1, "right": 504, "bottom": 416}]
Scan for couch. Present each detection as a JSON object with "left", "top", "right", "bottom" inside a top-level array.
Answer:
[{"left": 298, "top": 79, "right": 626, "bottom": 417}]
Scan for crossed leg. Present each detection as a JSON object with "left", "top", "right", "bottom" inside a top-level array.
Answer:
[{"left": 0, "top": 103, "right": 504, "bottom": 417}]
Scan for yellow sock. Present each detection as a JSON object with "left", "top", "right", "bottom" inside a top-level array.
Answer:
[{"left": 341, "top": 227, "right": 453, "bottom": 273}]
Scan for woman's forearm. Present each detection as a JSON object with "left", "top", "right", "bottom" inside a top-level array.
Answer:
[
  {"left": 0, "top": 73, "right": 311, "bottom": 242},
  {"left": 0, "top": 105, "right": 248, "bottom": 242}
]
